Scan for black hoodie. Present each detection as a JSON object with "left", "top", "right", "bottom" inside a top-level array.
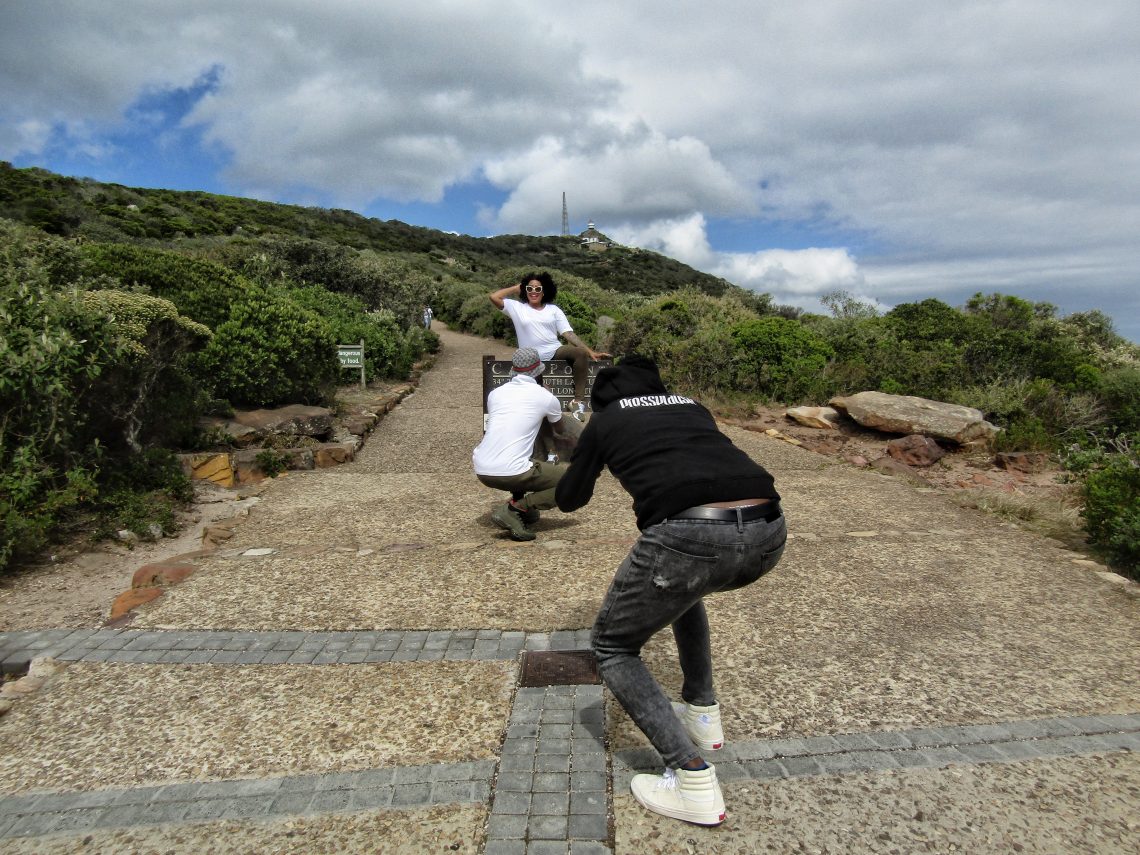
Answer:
[{"left": 555, "top": 356, "right": 779, "bottom": 529}]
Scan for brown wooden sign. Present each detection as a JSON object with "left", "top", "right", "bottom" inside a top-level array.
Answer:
[{"left": 482, "top": 355, "right": 612, "bottom": 413}]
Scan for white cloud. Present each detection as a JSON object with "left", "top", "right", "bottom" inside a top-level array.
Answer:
[
  {"left": 3, "top": 1, "right": 1140, "bottom": 337},
  {"left": 485, "top": 131, "right": 753, "bottom": 234},
  {"left": 715, "top": 248, "right": 864, "bottom": 300},
  {"left": 1, "top": 0, "right": 615, "bottom": 204},
  {"left": 611, "top": 214, "right": 870, "bottom": 313},
  {"left": 0, "top": 119, "right": 52, "bottom": 158},
  {"left": 609, "top": 214, "right": 717, "bottom": 269}
]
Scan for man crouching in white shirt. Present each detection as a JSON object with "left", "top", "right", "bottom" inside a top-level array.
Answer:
[{"left": 472, "top": 347, "right": 577, "bottom": 541}]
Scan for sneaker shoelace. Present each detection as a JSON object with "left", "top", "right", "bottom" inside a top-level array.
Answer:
[{"left": 656, "top": 769, "right": 679, "bottom": 790}]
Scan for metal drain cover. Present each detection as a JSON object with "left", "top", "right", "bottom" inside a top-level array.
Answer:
[{"left": 519, "top": 650, "right": 601, "bottom": 687}]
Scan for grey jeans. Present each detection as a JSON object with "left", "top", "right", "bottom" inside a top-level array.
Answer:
[{"left": 591, "top": 510, "right": 787, "bottom": 768}]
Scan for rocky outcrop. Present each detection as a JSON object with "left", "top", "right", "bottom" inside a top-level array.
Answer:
[
  {"left": 315, "top": 442, "right": 357, "bottom": 467},
  {"left": 109, "top": 587, "right": 163, "bottom": 621},
  {"left": 176, "top": 379, "right": 422, "bottom": 488},
  {"left": 886, "top": 434, "right": 947, "bottom": 467},
  {"left": 131, "top": 563, "right": 197, "bottom": 588},
  {"left": 785, "top": 406, "right": 840, "bottom": 429},
  {"left": 994, "top": 451, "right": 1049, "bottom": 473},
  {"left": 232, "top": 404, "right": 335, "bottom": 439},
  {"left": 0, "top": 657, "right": 66, "bottom": 715},
  {"left": 182, "top": 452, "right": 235, "bottom": 488},
  {"left": 196, "top": 417, "right": 260, "bottom": 447},
  {"left": 830, "top": 391, "right": 999, "bottom": 445}
]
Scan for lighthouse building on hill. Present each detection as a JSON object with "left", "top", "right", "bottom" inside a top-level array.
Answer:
[{"left": 578, "top": 221, "right": 612, "bottom": 252}]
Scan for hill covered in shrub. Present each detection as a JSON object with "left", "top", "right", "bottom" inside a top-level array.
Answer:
[{"left": 2, "top": 163, "right": 1136, "bottom": 577}]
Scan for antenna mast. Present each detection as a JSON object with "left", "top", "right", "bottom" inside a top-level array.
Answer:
[{"left": 561, "top": 192, "right": 569, "bottom": 236}]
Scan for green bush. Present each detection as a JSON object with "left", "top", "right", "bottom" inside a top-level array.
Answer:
[
  {"left": 1078, "top": 440, "right": 1140, "bottom": 578},
  {"left": 434, "top": 279, "right": 486, "bottom": 324},
  {"left": 255, "top": 449, "right": 288, "bottom": 479},
  {"left": 554, "top": 290, "right": 598, "bottom": 344},
  {"left": 78, "top": 290, "right": 212, "bottom": 452},
  {"left": 196, "top": 290, "right": 339, "bottom": 407},
  {"left": 669, "top": 326, "right": 737, "bottom": 393},
  {"left": 1, "top": 226, "right": 118, "bottom": 569},
  {"left": 91, "top": 448, "right": 194, "bottom": 542},
  {"left": 609, "top": 290, "right": 754, "bottom": 359},
  {"left": 235, "top": 239, "right": 438, "bottom": 327},
  {"left": 962, "top": 293, "right": 1089, "bottom": 387},
  {"left": 459, "top": 292, "right": 513, "bottom": 342},
  {"left": 80, "top": 242, "right": 254, "bottom": 330},
  {"left": 808, "top": 315, "right": 894, "bottom": 395},
  {"left": 884, "top": 298, "right": 968, "bottom": 343},
  {"left": 993, "top": 416, "right": 1054, "bottom": 452},
  {"left": 729, "top": 316, "right": 833, "bottom": 402},
  {"left": 286, "top": 285, "right": 410, "bottom": 380},
  {"left": 1099, "top": 367, "right": 1140, "bottom": 434}
]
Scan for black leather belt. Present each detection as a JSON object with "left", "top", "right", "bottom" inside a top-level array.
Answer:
[{"left": 669, "top": 502, "right": 781, "bottom": 522}]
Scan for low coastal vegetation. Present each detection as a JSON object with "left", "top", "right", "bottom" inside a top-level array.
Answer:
[{"left": 2, "top": 163, "right": 1137, "bottom": 578}]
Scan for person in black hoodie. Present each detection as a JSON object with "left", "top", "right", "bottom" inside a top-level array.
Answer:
[{"left": 556, "top": 354, "right": 786, "bottom": 826}]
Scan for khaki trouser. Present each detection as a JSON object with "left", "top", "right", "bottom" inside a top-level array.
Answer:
[{"left": 476, "top": 460, "right": 566, "bottom": 512}]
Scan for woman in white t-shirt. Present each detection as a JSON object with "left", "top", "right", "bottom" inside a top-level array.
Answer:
[{"left": 489, "top": 272, "right": 610, "bottom": 414}]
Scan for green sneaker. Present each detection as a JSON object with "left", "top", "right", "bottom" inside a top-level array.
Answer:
[{"left": 491, "top": 502, "right": 536, "bottom": 541}]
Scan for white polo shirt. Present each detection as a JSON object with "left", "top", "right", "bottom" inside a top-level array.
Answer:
[
  {"left": 473, "top": 375, "right": 563, "bottom": 476},
  {"left": 501, "top": 300, "right": 573, "bottom": 360}
]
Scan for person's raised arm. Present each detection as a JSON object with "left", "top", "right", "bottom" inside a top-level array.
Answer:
[{"left": 489, "top": 282, "right": 521, "bottom": 309}]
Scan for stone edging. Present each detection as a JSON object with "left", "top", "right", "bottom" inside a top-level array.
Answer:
[{"left": 105, "top": 359, "right": 436, "bottom": 626}]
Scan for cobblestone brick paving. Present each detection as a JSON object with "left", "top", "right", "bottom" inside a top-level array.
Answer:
[
  {"left": 611, "top": 713, "right": 1140, "bottom": 791},
  {"left": 0, "top": 627, "right": 591, "bottom": 672},
  {"left": 2, "top": 628, "right": 1137, "bottom": 850},
  {"left": 485, "top": 685, "right": 609, "bottom": 854},
  {"left": 0, "top": 761, "right": 495, "bottom": 840}
]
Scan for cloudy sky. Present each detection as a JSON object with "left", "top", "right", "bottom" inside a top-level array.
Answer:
[{"left": 3, "top": 1, "right": 1138, "bottom": 340}]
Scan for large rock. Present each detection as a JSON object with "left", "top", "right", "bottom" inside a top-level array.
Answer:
[
  {"left": 179, "top": 452, "right": 235, "bottom": 488},
  {"left": 315, "top": 443, "right": 356, "bottom": 467},
  {"left": 109, "top": 587, "right": 163, "bottom": 621},
  {"left": 785, "top": 406, "right": 840, "bottom": 429},
  {"left": 232, "top": 404, "right": 334, "bottom": 439},
  {"left": 830, "top": 391, "right": 999, "bottom": 445},
  {"left": 886, "top": 434, "right": 946, "bottom": 467},
  {"left": 197, "top": 416, "right": 260, "bottom": 446}
]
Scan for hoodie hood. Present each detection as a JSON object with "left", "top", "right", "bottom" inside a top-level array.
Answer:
[{"left": 590, "top": 354, "right": 669, "bottom": 411}]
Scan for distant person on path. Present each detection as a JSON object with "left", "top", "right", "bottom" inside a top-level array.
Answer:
[
  {"left": 422, "top": 305, "right": 433, "bottom": 329},
  {"left": 488, "top": 272, "right": 609, "bottom": 417},
  {"left": 473, "top": 347, "right": 575, "bottom": 541},
  {"left": 555, "top": 355, "right": 786, "bottom": 826}
]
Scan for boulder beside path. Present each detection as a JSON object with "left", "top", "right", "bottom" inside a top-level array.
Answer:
[{"left": 830, "top": 391, "right": 999, "bottom": 445}]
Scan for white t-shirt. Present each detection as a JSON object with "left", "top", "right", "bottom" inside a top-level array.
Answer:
[
  {"left": 501, "top": 300, "right": 573, "bottom": 361},
  {"left": 473, "top": 375, "right": 563, "bottom": 476}
]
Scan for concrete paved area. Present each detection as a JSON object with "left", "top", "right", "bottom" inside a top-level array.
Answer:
[{"left": 1, "top": 324, "right": 1137, "bottom": 853}]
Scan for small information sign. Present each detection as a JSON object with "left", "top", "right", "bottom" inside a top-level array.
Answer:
[{"left": 337, "top": 341, "right": 366, "bottom": 388}]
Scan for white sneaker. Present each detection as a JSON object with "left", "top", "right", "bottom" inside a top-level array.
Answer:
[
  {"left": 672, "top": 701, "right": 724, "bottom": 751},
  {"left": 630, "top": 765, "right": 726, "bottom": 825}
]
